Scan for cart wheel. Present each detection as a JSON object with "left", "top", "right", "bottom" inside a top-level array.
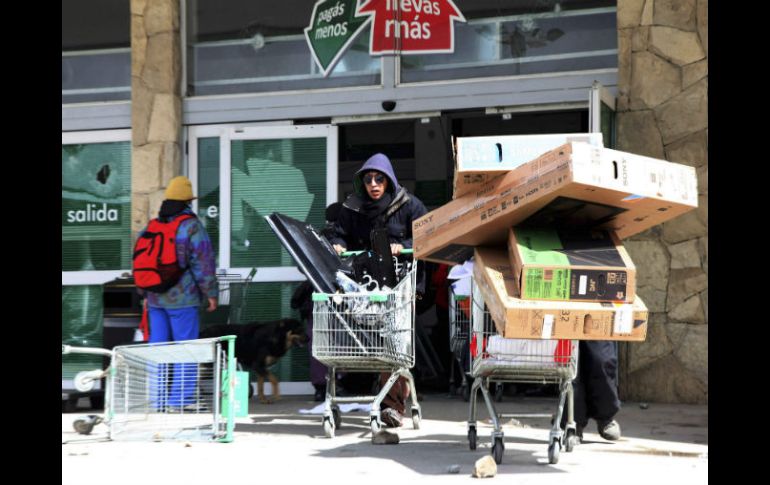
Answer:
[
  {"left": 370, "top": 416, "right": 381, "bottom": 435},
  {"left": 565, "top": 430, "right": 577, "bottom": 452},
  {"left": 548, "top": 439, "right": 560, "bottom": 464},
  {"left": 468, "top": 426, "right": 477, "bottom": 450},
  {"left": 492, "top": 437, "right": 505, "bottom": 464},
  {"left": 411, "top": 409, "right": 421, "bottom": 430},
  {"left": 332, "top": 407, "right": 342, "bottom": 430},
  {"left": 323, "top": 417, "right": 335, "bottom": 438},
  {"left": 494, "top": 383, "right": 504, "bottom": 402},
  {"left": 73, "top": 419, "right": 94, "bottom": 435}
]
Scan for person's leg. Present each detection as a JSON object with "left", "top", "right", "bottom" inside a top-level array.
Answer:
[
  {"left": 581, "top": 340, "right": 621, "bottom": 439},
  {"left": 148, "top": 307, "right": 172, "bottom": 410},
  {"left": 167, "top": 307, "right": 200, "bottom": 407},
  {"left": 379, "top": 372, "right": 410, "bottom": 427}
]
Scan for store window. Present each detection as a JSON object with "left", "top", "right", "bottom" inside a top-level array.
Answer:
[
  {"left": 61, "top": 286, "right": 104, "bottom": 383},
  {"left": 62, "top": 0, "right": 131, "bottom": 104},
  {"left": 62, "top": 137, "right": 132, "bottom": 272},
  {"left": 230, "top": 137, "right": 327, "bottom": 267},
  {"left": 62, "top": 130, "right": 132, "bottom": 389},
  {"left": 186, "top": 0, "right": 380, "bottom": 96},
  {"left": 401, "top": 0, "right": 617, "bottom": 83}
]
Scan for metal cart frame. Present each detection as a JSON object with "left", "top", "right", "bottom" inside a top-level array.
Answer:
[
  {"left": 311, "top": 253, "right": 421, "bottom": 438},
  {"left": 467, "top": 279, "right": 579, "bottom": 464},
  {"left": 62, "top": 336, "right": 237, "bottom": 443}
]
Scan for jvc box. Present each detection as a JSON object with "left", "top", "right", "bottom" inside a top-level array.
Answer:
[{"left": 508, "top": 227, "right": 636, "bottom": 303}]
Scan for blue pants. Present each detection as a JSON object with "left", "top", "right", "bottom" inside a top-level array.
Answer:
[{"left": 148, "top": 306, "right": 200, "bottom": 408}]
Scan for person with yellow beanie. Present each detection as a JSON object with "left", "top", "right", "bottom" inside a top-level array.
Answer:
[{"left": 137, "top": 175, "right": 218, "bottom": 412}]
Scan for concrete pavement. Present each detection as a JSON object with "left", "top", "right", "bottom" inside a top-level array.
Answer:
[{"left": 62, "top": 393, "right": 707, "bottom": 485}]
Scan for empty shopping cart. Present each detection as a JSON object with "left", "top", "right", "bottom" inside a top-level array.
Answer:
[{"left": 62, "top": 336, "right": 237, "bottom": 442}]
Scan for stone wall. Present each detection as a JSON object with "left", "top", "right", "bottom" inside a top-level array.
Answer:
[
  {"left": 617, "top": 0, "right": 707, "bottom": 403},
  {"left": 130, "top": 0, "right": 182, "bottom": 236}
]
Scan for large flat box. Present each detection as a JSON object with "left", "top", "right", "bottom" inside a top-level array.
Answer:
[
  {"left": 508, "top": 227, "right": 636, "bottom": 303},
  {"left": 473, "top": 247, "right": 648, "bottom": 341},
  {"left": 453, "top": 133, "right": 604, "bottom": 199},
  {"left": 413, "top": 142, "right": 698, "bottom": 265}
]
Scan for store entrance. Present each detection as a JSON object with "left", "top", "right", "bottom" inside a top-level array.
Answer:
[{"left": 335, "top": 109, "right": 589, "bottom": 392}]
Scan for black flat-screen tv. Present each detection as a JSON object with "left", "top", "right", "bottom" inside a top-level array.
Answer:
[{"left": 265, "top": 213, "right": 342, "bottom": 294}]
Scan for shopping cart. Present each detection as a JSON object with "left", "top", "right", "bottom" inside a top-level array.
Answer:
[
  {"left": 311, "top": 250, "right": 421, "bottom": 438},
  {"left": 448, "top": 286, "right": 471, "bottom": 400},
  {"left": 466, "top": 279, "right": 579, "bottom": 464},
  {"left": 209, "top": 268, "right": 257, "bottom": 324},
  {"left": 61, "top": 336, "right": 237, "bottom": 442}
]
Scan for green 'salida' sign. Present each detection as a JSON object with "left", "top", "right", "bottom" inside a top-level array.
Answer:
[{"left": 304, "top": 0, "right": 370, "bottom": 77}]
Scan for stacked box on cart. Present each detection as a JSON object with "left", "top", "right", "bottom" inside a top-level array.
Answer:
[
  {"left": 473, "top": 247, "right": 648, "bottom": 342},
  {"left": 507, "top": 226, "right": 636, "bottom": 303},
  {"left": 452, "top": 132, "right": 604, "bottom": 199},
  {"left": 413, "top": 142, "right": 698, "bottom": 265}
]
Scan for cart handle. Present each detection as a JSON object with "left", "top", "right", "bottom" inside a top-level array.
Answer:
[{"left": 62, "top": 345, "right": 113, "bottom": 357}]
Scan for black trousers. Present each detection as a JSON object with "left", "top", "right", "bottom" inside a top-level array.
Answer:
[{"left": 572, "top": 340, "right": 621, "bottom": 427}]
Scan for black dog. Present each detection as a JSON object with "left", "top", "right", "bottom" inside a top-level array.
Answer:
[{"left": 200, "top": 319, "right": 308, "bottom": 404}]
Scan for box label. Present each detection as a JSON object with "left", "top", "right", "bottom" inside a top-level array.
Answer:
[
  {"left": 569, "top": 269, "right": 629, "bottom": 301},
  {"left": 523, "top": 267, "right": 571, "bottom": 300}
]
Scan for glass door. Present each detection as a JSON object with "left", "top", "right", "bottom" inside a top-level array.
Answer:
[{"left": 188, "top": 124, "right": 338, "bottom": 393}]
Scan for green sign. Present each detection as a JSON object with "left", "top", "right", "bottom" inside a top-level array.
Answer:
[{"left": 304, "top": 0, "right": 370, "bottom": 77}]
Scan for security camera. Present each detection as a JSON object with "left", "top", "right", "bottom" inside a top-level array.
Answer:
[{"left": 382, "top": 100, "right": 396, "bottom": 112}]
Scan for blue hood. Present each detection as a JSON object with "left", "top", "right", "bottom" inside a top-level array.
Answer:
[{"left": 353, "top": 153, "right": 401, "bottom": 196}]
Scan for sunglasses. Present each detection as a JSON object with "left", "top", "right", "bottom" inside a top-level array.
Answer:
[{"left": 363, "top": 173, "right": 386, "bottom": 185}]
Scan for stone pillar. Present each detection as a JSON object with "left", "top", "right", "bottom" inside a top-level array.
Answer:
[
  {"left": 617, "top": 0, "right": 707, "bottom": 404},
  {"left": 130, "top": 0, "right": 183, "bottom": 236}
]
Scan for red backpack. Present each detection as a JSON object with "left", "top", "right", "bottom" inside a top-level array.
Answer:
[{"left": 132, "top": 214, "right": 195, "bottom": 292}]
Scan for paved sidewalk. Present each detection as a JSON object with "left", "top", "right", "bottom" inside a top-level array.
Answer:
[{"left": 62, "top": 394, "right": 707, "bottom": 485}]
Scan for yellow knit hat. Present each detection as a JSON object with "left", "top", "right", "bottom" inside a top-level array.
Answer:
[{"left": 165, "top": 176, "right": 196, "bottom": 201}]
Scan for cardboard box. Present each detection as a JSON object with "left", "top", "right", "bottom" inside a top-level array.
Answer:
[
  {"left": 508, "top": 227, "right": 636, "bottom": 303},
  {"left": 453, "top": 133, "right": 604, "bottom": 198},
  {"left": 473, "top": 247, "right": 648, "bottom": 341},
  {"left": 413, "top": 142, "right": 698, "bottom": 265}
]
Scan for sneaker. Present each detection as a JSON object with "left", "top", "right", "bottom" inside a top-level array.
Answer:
[
  {"left": 598, "top": 420, "right": 621, "bottom": 440},
  {"left": 380, "top": 408, "right": 403, "bottom": 428}
]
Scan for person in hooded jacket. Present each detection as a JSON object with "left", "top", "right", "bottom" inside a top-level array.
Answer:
[{"left": 328, "top": 153, "right": 428, "bottom": 430}]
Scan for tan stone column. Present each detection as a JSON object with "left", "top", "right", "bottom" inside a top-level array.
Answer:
[
  {"left": 616, "top": 0, "right": 708, "bottom": 404},
  {"left": 130, "top": 0, "right": 183, "bottom": 236}
]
